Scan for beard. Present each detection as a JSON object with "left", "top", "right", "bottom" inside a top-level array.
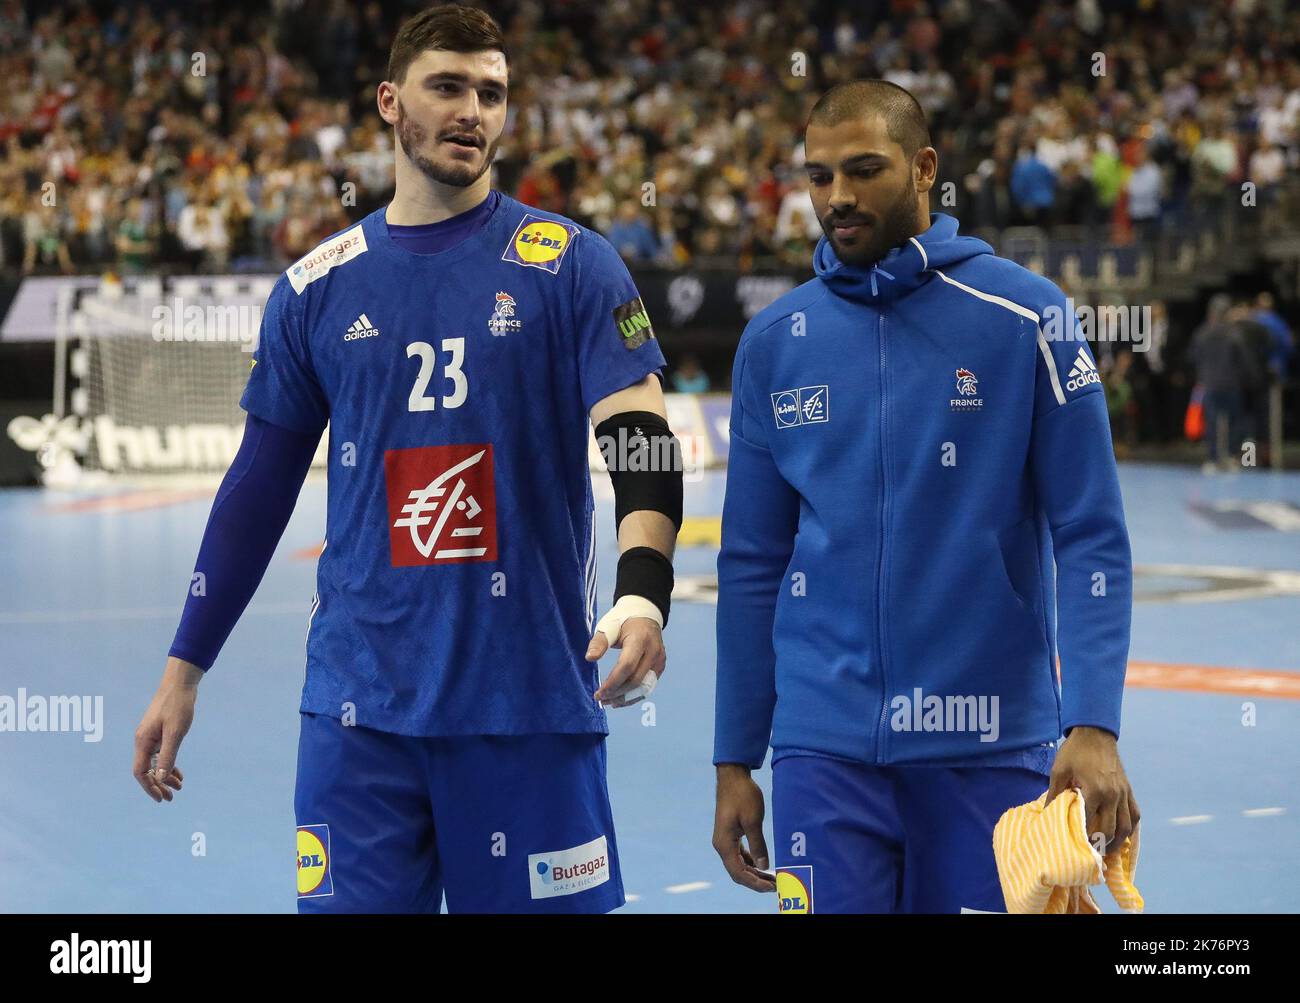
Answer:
[
  {"left": 396, "top": 97, "right": 498, "bottom": 188},
  {"left": 821, "top": 173, "right": 920, "bottom": 268}
]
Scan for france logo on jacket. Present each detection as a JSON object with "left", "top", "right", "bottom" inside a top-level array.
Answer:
[{"left": 714, "top": 213, "right": 1132, "bottom": 770}]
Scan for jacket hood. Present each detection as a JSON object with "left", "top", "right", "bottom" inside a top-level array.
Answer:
[{"left": 813, "top": 212, "right": 993, "bottom": 305}]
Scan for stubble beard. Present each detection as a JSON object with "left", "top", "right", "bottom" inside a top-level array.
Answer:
[
  {"left": 823, "top": 173, "right": 921, "bottom": 268},
  {"left": 396, "top": 97, "right": 498, "bottom": 189}
]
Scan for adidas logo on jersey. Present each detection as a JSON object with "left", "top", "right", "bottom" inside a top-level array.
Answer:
[
  {"left": 1065, "top": 346, "right": 1101, "bottom": 391},
  {"left": 343, "top": 314, "right": 380, "bottom": 341}
]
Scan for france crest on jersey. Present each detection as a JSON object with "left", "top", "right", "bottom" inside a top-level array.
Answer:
[{"left": 242, "top": 194, "right": 666, "bottom": 736}]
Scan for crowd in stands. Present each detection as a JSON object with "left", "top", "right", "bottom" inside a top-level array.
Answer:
[
  {"left": 1, "top": 0, "right": 1297, "bottom": 440},
  {"left": 1, "top": 0, "right": 1298, "bottom": 277}
]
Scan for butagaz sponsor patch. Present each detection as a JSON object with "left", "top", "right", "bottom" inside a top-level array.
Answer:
[
  {"left": 528, "top": 835, "right": 611, "bottom": 899},
  {"left": 614, "top": 296, "right": 655, "bottom": 349},
  {"left": 287, "top": 225, "right": 368, "bottom": 294}
]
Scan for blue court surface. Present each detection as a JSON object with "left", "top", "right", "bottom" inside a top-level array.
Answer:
[{"left": 1, "top": 462, "right": 1297, "bottom": 913}]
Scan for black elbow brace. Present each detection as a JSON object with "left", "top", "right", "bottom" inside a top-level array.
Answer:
[{"left": 593, "top": 410, "right": 684, "bottom": 532}]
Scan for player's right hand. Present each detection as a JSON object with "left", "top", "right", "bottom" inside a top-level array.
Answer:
[
  {"left": 132, "top": 658, "right": 202, "bottom": 803},
  {"left": 712, "top": 764, "right": 776, "bottom": 893}
]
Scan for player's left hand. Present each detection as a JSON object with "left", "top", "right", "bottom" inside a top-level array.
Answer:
[
  {"left": 1046, "top": 725, "right": 1140, "bottom": 852},
  {"left": 587, "top": 608, "right": 666, "bottom": 709}
]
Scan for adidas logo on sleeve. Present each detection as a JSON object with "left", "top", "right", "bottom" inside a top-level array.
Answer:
[
  {"left": 1065, "top": 346, "right": 1100, "bottom": 392},
  {"left": 344, "top": 314, "right": 380, "bottom": 341}
]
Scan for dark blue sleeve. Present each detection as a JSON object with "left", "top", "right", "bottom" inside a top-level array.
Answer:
[
  {"left": 1032, "top": 289, "right": 1132, "bottom": 737},
  {"left": 570, "top": 228, "right": 667, "bottom": 412},
  {"left": 168, "top": 413, "right": 320, "bottom": 670},
  {"left": 240, "top": 276, "right": 329, "bottom": 435},
  {"left": 714, "top": 335, "right": 800, "bottom": 768}
]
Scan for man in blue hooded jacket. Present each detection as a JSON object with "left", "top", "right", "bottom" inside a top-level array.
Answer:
[{"left": 712, "top": 80, "right": 1140, "bottom": 913}]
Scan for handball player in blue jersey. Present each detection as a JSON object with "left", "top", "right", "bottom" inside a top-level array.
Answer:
[
  {"left": 132, "top": 5, "right": 683, "bottom": 914},
  {"left": 712, "top": 81, "right": 1140, "bottom": 913}
]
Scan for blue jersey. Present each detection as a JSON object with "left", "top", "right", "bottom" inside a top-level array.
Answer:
[{"left": 242, "top": 195, "right": 665, "bottom": 736}]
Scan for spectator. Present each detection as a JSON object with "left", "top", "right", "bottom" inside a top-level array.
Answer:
[
  {"left": 114, "top": 197, "right": 154, "bottom": 275},
  {"left": 1189, "top": 298, "right": 1260, "bottom": 472},
  {"left": 671, "top": 354, "right": 711, "bottom": 393},
  {"left": 177, "top": 197, "right": 230, "bottom": 272},
  {"left": 1052, "top": 160, "right": 1095, "bottom": 229},
  {"left": 773, "top": 175, "right": 822, "bottom": 247},
  {"left": 606, "top": 201, "right": 660, "bottom": 263},
  {"left": 22, "top": 204, "right": 74, "bottom": 274},
  {"left": 1252, "top": 292, "right": 1295, "bottom": 385},
  {"left": 1126, "top": 145, "right": 1163, "bottom": 244},
  {"left": 1104, "top": 350, "right": 1135, "bottom": 457},
  {"left": 1010, "top": 143, "right": 1056, "bottom": 225}
]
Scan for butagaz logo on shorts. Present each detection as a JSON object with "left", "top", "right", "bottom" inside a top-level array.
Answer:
[
  {"left": 771, "top": 386, "right": 829, "bottom": 428},
  {"left": 889, "top": 687, "right": 1000, "bottom": 742},
  {"left": 528, "top": 835, "right": 611, "bottom": 899},
  {"left": 488, "top": 291, "right": 522, "bottom": 335},
  {"left": 50, "top": 934, "right": 151, "bottom": 983},
  {"left": 0, "top": 689, "right": 103, "bottom": 742},
  {"left": 951, "top": 367, "right": 983, "bottom": 411}
]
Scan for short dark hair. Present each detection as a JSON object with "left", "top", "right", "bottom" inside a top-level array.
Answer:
[
  {"left": 807, "top": 79, "right": 931, "bottom": 158},
  {"left": 388, "top": 4, "right": 508, "bottom": 86}
]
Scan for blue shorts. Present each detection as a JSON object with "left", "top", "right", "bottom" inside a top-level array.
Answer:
[
  {"left": 294, "top": 712, "right": 624, "bottom": 913},
  {"left": 771, "top": 754, "right": 1050, "bottom": 914}
]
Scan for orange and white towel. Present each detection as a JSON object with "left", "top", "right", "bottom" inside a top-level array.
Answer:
[{"left": 992, "top": 789, "right": 1144, "bottom": 914}]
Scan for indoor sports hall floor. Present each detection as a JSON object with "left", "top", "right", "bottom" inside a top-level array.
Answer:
[{"left": 1, "top": 462, "right": 1297, "bottom": 913}]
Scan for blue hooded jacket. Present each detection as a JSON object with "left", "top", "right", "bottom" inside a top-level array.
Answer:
[{"left": 714, "top": 213, "right": 1132, "bottom": 769}]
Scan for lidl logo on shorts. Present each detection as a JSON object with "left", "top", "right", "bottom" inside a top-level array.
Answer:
[
  {"left": 776, "top": 866, "right": 813, "bottom": 913},
  {"left": 297, "top": 824, "right": 333, "bottom": 898},
  {"left": 528, "top": 834, "right": 610, "bottom": 899},
  {"left": 503, "top": 215, "right": 577, "bottom": 273}
]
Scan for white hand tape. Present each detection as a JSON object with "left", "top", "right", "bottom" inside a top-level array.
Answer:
[
  {"left": 593, "top": 594, "right": 663, "bottom": 645},
  {"left": 618, "top": 669, "right": 659, "bottom": 704}
]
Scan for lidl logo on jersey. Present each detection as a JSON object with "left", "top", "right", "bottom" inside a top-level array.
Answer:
[
  {"left": 384, "top": 443, "right": 498, "bottom": 567},
  {"left": 950, "top": 366, "right": 983, "bottom": 411},
  {"left": 1065, "top": 346, "right": 1101, "bottom": 391},
  {"left": 613, "top": 296, "right": 655, "bottom": 350},
  {"left": 528, "top": 835, "right": 610, "bottom": 899},
  {"left": 488, "top": 291, "right": 522, "bottom": 335},
  {"left": 502, "top": 214, "right": 578, "bottom": 274},
  {"left": 297, "top": 824, "right": 333, "bottom": 898},
  {"left": 776, "top": 866, "right": 813, "bottom": 913},
  {"left": 770, "top": 386, "right": 829, "bottom": 428},
  {"left": 287, "top": 225, "right": 368, "bottom": 294}
]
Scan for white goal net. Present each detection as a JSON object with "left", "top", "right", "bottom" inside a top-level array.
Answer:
[{"left": 37, "top": 273, "right": 325, "bottom": 485}]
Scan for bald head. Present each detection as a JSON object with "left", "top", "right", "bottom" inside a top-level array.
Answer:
[{"left": 808, "top": 80, "right": 931, "bottom": 159}]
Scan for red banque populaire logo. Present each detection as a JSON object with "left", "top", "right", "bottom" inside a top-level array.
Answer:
[{"left": 383, "top": 443, "right": 498, "bottom": 567}]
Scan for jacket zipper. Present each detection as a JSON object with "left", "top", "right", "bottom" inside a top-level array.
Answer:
[{"left": 874, "top": 311, "right": 891, "bottom": 762}]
